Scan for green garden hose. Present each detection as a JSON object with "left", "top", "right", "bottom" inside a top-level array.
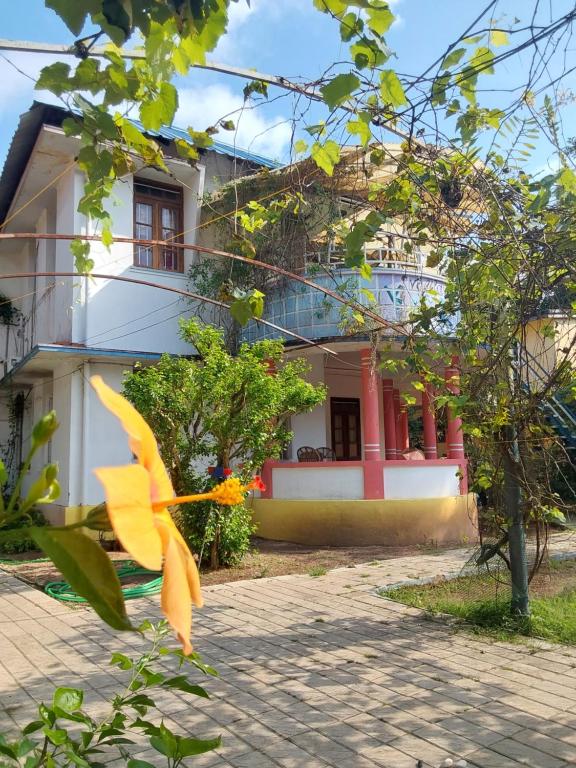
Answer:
[{"left": 45, "top": 562, "right": 163, "bottom": 602}]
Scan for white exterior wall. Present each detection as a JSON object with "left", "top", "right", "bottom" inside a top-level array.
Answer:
[
  {"left": 65, "top": 165, "right": 204, "bottom": 356},
  {"left": 384, "top": 465, "right": 460, "bottom": 499},
  {"left": 289, "top": 353, "right": 327, "bottom": 454},
  {"left": 272, "top": 466, "right": 364, "bottom": 500}
]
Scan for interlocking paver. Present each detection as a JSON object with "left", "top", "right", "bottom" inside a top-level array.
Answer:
[{"left": 3, "top": 539, "right": 576, "bottom": 767}]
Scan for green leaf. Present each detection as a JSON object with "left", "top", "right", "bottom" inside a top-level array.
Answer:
[
  {"left": 70, "top": 240, "right": 94, "bottom": 274},
  {"left": 558, "top": 168, "right": 576, "bottom": 195},
  {"left": 379, "top": 70, "right": 407, "bottom": 107},
  {"left": 431, "top": 73, "right": 451, "bottom": 107},
  {"left": 346, "top": 116, "right": 371, "bottom": 146},
  {"left": 311, "top": 140, "right": 341, "bottom": 176},
  {"left": 44, "top": 728, "right": 69, "bottom": 746},
  {"left": 359, "top": 261, "right": 372, "bottom": 280},
  {"left": 22, "top": 721, "right": 44, "bottom": 736},
  {"left": 102, "top": 0, "right": 132, "bottom": 43},
  {"left": 294, "top": 139, "right": 308, "bottom": 154},
  {"left": 320, "top": 73, "right": 360, "bottom": 110},
  {"left": 367, "top": 6, "right": 395, "bottom": 36},
  {"left": 441, "top": 48, "right": 466, "bottom": 69},
  {"left": 36, "top": 62, "right": 71, "bottom": 96},
  {"left": 176, "top": 735, "right": 221, "bottom": 758},
  {"left": 110, "top": 652, "right": 133, "bottom": 670},
  {"left": 45, "top": 0, "right": 93, "bottom": 35},
  {"left": 469, "top": 46, "right": 495, "bottom": 75},
  {"left": 53, "top": 688, "right": 83, "bottom": 714},
  {"left": 30, "top": 528, "right": 133, "bottom": 632},
  {"left": 490, "top": 29, "right": 509, "bottom": 47},
  {"left": 127, "top": 761, "right": 157, "bottom": 768},
  {"left": 162, "top": 675, "right": 209, "bottom": 698}
]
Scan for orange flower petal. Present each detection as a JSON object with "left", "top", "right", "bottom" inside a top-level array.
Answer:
[
  {"left": 91, "top": 375, "right": 174, "bottom": 503},
  {"left": 158, "top": 525, "right": 193, "bottom": 655},
  {"left": 174, "top": 528, "right": 203, "bottom": 608},
  {"left": 93, "top": 465, "right": 163, "bottom": 572}
]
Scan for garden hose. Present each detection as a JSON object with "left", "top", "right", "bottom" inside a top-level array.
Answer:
[{"left": 45, "top": 562, "right": 163, "bottom": 602}]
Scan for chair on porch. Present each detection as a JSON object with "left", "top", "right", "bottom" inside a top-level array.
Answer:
[
  {"left": 297, "top": 446, "right": 321, "bottom": 462},
  {"left": 316, "top": 446, "right": 336, "bottom": 461}
]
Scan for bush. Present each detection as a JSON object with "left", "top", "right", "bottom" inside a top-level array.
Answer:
[
  {"left": 176, "top": 473, "right": 256, "bottom": 569},
  {"left": 0, "top": 507, "right": 47, "bottom": 554}
]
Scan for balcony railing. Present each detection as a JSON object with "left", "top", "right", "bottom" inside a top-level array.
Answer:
[{"left": 303, "top": 245, "right": 427, "bottom": 273}]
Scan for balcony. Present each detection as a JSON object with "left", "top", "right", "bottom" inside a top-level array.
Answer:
[{"left": 242, "top": 247, "right": 449, "bottom": 343}]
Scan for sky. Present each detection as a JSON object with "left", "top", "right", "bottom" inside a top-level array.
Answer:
[{"left": 1, "top": 0, "right": 575, "bottom": 173}]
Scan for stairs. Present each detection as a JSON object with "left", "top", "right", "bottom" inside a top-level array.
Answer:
[{"left": 520, "top": 349, "right": 576, "bottom": 454}]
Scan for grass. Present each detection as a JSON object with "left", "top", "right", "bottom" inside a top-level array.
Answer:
[
  {"left": 308, "top": 566, "right": 328, "bottom": 577},
  {"left": 383, "top": 560, "right": 576, "bottom": 645}
]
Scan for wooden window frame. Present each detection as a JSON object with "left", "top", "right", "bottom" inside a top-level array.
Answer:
[{"left": 133, "top": 179, "right": 184, "bottom": 272}]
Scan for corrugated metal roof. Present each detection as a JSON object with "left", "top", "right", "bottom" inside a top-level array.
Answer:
[
  {"left": 129, "top": 118, "right": 281, "bottom": 169},
  {"left": 0, "top": 101, "right": 279, "bottom": 226}
]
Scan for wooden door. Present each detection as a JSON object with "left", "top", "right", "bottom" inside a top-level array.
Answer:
[{"left": 331, "top": 398, "right": 361, "bottom": 460}]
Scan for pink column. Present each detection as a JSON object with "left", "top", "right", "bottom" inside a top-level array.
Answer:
[
  {"left": 421, "top": 381, "right": 438, "bottom": 459},
  {"left": 445, "top": 357, "right": 465, "bottom": 460},
  {"left": 360, "top": 350, "right": 384, "bottom": 499},
  {"left": 360, "top": 350, "right": 382, "bottom": 461},
  {"left": 393, "top": 389, "right": 402, "bottom": 456},
  {"left": 399, "top": 405, "right": 409, "bottom": 451},
  {"left": 382, "top": 379, "right": 397, "bottom": 459}
]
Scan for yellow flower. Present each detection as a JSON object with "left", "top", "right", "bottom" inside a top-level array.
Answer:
[{"left": 90, "top": 376, "right": 262, "bottom": 654}]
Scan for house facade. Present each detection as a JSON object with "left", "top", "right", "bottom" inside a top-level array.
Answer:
[
  {"left": 0, "top": 102, "right": 275, "bottom": 525},
  {"left": 0, "top": 101, "right": 478, "bottom": 546}
]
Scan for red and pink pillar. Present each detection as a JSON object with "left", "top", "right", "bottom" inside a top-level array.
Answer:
[
  {"left": 421, "top": 381, "right": 438, "bottom": 459},
  {"left": 444, "top": 357, "right": 465, "bottom": 460},
  {"left": 382, "top": 379, "right": 397, "bottom": 459},
  {"left": 360, "top": 349, "right": 384, "bottom": 498}
]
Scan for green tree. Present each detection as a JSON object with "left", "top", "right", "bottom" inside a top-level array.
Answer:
[{"left": 123, "top": 320, "right": 326, "bottom": 567}]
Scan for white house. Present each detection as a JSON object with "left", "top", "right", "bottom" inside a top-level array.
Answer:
[
  {"left": 0, "top": 101, "right": 276, "bottom": 525},
  {"left": 0, "top": 101, "right": 481, "bottom": 547}
]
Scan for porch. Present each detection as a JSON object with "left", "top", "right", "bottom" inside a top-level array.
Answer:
[{"left": 253, "top": 346, "right": 475, "bottom": 547}]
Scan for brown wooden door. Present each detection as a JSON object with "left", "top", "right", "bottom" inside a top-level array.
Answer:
[{"left": 331, "top": 398, "right": 361, "bottom": 460}]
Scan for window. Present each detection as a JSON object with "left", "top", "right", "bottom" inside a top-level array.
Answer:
[{"left": 133, "top": 180, "right": 183, "bottom": 272}]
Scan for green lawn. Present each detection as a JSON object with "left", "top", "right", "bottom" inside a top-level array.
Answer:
[{"left": 383, "top": 559, "right": 576, "bottom": 644}]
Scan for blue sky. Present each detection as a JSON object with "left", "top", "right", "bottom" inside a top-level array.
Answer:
[{"left": 1, "top": 1, "right": 575, "bottom": 172}]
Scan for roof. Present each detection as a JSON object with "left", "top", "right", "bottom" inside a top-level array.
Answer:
[{"left": 0, "top": 101, "right": 279, "bottom": 226}]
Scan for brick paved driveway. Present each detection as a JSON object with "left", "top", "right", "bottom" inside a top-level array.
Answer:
[{"left": 3, "top": 545, "right": 576, "bottom": 767}]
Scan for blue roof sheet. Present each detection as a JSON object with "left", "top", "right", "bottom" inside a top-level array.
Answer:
[{"left": 129, "top": 118, "right": 281, "bottom": 169}]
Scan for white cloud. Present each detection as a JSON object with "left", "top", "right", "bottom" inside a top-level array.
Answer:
[{"left": 176, "top": 83, "right": 291, "bottom": 161}]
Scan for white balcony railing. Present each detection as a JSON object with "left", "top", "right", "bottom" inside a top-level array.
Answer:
[{"left": 303, "top": 245, "right": 427, "bottom": 273}]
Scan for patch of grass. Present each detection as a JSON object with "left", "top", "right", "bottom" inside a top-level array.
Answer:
[
  {"left": 383, "top": 566, "right": 576, "bottom": 645},
  {"left": 308, "top": 566, "right": 328, "bottom": 577}
]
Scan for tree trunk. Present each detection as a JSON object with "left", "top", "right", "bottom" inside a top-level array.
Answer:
[{"left": 502, "top": 425, "right": 530, "bottom": 616}]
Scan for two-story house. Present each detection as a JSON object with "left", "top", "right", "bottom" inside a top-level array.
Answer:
[{"left": 0, "top": 101, "right": 277, "bottom": 526}]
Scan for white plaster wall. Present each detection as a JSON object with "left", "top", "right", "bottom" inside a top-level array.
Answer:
[
  {"left": 272, "top": 466, "right": 364, "bottom": 499},
  {"left": 290, "top": 353, "right": 328, "bottom": 453},
  {"left": 69, "top": 165, "right": 203, "bottom": 356},
  {"left": 384, "top": 465, "right": 460, "bottom": 499}
]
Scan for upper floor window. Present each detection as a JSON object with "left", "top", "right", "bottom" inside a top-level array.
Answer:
[{"left": 133, "top": 180, "right": 183, "bottom": 272}]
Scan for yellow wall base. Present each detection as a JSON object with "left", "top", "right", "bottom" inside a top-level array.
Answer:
[{"left": 252, "top": 495, "right": 477, "bottom": 547}]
